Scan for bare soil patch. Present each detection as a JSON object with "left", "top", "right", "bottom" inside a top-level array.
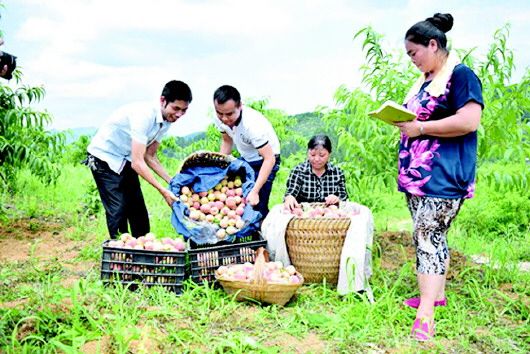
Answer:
[
  {"left": 376, "top": 231, "right": 469, "bottom": 279},
  {"left": 128, "top": 325, "right": 166, "bottom": 354},
  {"left": 264, "top": 331, "right": 328, "bottom": 353},
  {"left": 80, "top": 336, "right": 112, "bottom": 354},
  {"left": 0, "top": 218, "right": 79, "bottom": 263},
  {"left": 0, "top": 217, "right": 98, "bottom": 290}
]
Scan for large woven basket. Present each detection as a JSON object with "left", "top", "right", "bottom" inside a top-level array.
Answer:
[
  {"left": 285, "top": 203, "right": 351, "bottom": 285},
  {"left": 216, "top": 248, "right": 304, "bottom": 306}
]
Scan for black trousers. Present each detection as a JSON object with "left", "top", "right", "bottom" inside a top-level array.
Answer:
[
  {"left": 244, "top": 155, "right": 281, "bottom": 219},
  {"left": 87, "top": 154, "right": 149, "bottom": 239}
]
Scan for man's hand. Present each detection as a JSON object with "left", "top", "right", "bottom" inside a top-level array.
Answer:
[
  {"left": 325, "top": 194, "right": 340, "bottom": 206},
  {"left": 162, "top": 189, "right": 179, "bottom": 207},
  {"left": 283, "top": 195, "right": 300, "bottom": 211},
  {"left": 246, "top": 190, "right": 260, "bottom": 207},
  {"left": 220, "top": 133, "right": 233, "bottom": 155}
]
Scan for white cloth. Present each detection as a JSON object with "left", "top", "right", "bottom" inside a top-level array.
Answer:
[
  {"left": 403, "top": 52, "right": 461, "bottom": 104},
  {"left": 261, "top": 204, "right": 294, "bottom": 266},
  {"left": 88, "top": 101, "right": 170, "bottom": 174},
  {"left": 213, "top": 106, "right": 281, "bottom": 162},
  {"left": 261, "top": 202, "right": 374, "bottom": 301},
  {"left": 337, "top": 203, "right": 374, "bottom": 302}
]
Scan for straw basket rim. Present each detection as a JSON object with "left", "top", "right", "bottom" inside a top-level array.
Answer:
[
  {"left": 180, "top": 151, "right": 236, "bottom": 172},
  {"left": 216, "top": 272, "right": 304, "bottom": 306},
  {"left": 289, "top": 202, "right": 351, "bottom": 219},
  {"left": 214, "top": 248, "right": 304, "bottom": 306}
]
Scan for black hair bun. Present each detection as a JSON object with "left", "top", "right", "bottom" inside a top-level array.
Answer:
[{"left": 426, "top": 13, "right": 454, "bottom": 33}]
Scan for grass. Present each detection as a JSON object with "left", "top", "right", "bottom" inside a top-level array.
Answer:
[
  {"left": 1, "top": 259, "right": 527, "bottom": 353},
  {"left": 0, "top": 164, "right": 528, "bottom": 353}
]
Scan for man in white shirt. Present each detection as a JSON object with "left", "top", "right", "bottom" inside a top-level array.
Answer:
[
  {"left": 86, "top": 80, "right": 192, "bottom": 238},
  {"left": 213, "top": 85, "right": 281, "bottom": 219}
]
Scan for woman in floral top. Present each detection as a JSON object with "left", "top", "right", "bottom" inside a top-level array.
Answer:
[
  {"left": 283, "top": 135, "right": 348, "bottom": 211},
  {"left": 394, "top": 13, "right": 484, "bottom": 340}
]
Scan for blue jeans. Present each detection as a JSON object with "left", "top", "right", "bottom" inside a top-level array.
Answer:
[
  {"left": 243, "top": 155, "right": 281, "bottom": 220},
  {"left": 86, "top": 154, "right": 150, "bottom": 239}
]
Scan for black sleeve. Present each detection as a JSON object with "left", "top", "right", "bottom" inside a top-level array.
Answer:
[
  {"left": 284, "top": 165, "right": 302, "bottom": 200},
  {"left": 337, "top": 168, "right": 349, "bottom": 201}
]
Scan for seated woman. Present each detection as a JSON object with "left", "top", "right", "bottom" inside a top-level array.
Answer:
[{"left": 284, "top": 135, "right": 348, "bottom": 211}]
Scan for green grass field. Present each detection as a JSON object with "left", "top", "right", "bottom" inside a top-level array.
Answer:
[{"left": 0, "top": 163, "right": 528, "bottom": 353}]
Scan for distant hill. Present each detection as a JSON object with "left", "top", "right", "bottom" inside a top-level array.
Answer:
[
  {"left": 175, "top": 131, "right": 206, "bottom": 143},
  {"left": 65, "top": 127, "right": 97, "bottom": 137},
  {"left": 51, "top": 127, "right": 97, "bottom": 144},
  {"left": 289, "top": 112, "right": 326, "bottom": 135},
  {"left": 55, "top": 111, "right": 326, "bottom": 146}
]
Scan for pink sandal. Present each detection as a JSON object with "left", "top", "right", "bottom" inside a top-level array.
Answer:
[
  {"left": 411, "top": 317, "right": 435, "bottom": 341},
  {"left": 403, "top": 297, "right": 447, "bottom": 309}
]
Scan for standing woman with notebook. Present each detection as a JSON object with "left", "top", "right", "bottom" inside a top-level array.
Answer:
[{"left": 393, "top": 13, "right": 484, "bottom": 340}]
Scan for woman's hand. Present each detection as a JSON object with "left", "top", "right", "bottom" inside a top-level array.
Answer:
[
  {"left": 283, "top": 195, "right": 300, "bottom": 211},
  {"left": 325, "top": 194, "right": 340, "bottom": 206},
  {"left": 396, "top": 103, "right": 482, "bottom": 138},
  {"left": 395, "top": 120, "right": 422, "bottom": 138}
]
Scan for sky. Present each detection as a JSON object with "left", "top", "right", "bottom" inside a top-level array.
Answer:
[{"left": 1, "top": 0, "right": 529, "bottom": 137}]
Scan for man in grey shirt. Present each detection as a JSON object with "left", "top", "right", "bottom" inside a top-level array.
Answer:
[{"left": 85, "top": 80, "right": 192, "bottom": 239}]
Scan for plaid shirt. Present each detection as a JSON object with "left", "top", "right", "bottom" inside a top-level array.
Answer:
[{"left": 284, "top": 161, "right": 348, "bottom": 203}]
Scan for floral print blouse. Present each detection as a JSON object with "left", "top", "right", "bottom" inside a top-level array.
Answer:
[{"left": 398, "top": 64, "right": 484, "bottom": 199}]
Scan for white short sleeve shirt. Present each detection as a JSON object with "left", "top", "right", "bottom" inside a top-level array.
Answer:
[
  {"left": 213, "top": 106, "right": 280, "bottom": 162},
  {"left": 87, "top": 101, "right": 171, "bottom": 173}
]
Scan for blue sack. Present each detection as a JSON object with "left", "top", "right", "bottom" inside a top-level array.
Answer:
[{"left": 169, "top": 158, "right": 262, "bottom": 245}]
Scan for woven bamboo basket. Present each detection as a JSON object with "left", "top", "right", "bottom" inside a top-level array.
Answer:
[
  {"left": 215, "top": 248, "right": 304, "bottom": 306},
  {"left": 180, "top": 151, "right": 235, "bottom": 171},
  {"left": 285, "top": 203, "right": 351, "bottom": 284}
]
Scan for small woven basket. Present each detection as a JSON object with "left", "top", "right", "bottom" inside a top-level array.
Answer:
[
  {"left": 285, "top": 203, "right": 351, "bottom": 284},
  {"left": 216, "top": 248, "right": 304, "bottom": 306},
  {"left": 180, "top": 151, "right": 236, "bottom": 171}
]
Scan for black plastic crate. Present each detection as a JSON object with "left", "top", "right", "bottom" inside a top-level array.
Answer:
[
  {"left": 100, "top": 240, "right": 187, "bottom": 295},
  {"left": 188, "top": 233, "right": 267, "bottom": 283}
]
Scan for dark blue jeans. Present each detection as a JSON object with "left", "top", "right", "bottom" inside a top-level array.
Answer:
[
  {"left": 243, "top": 155, "right": 281, "bottom": 220},
  {"left": 87, "top": 154, "right": 150, "bottom": 239}
]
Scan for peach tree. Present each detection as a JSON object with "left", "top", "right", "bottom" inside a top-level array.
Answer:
[{"left": 0, "top": 69, "right": 65, "bottom": 191}]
